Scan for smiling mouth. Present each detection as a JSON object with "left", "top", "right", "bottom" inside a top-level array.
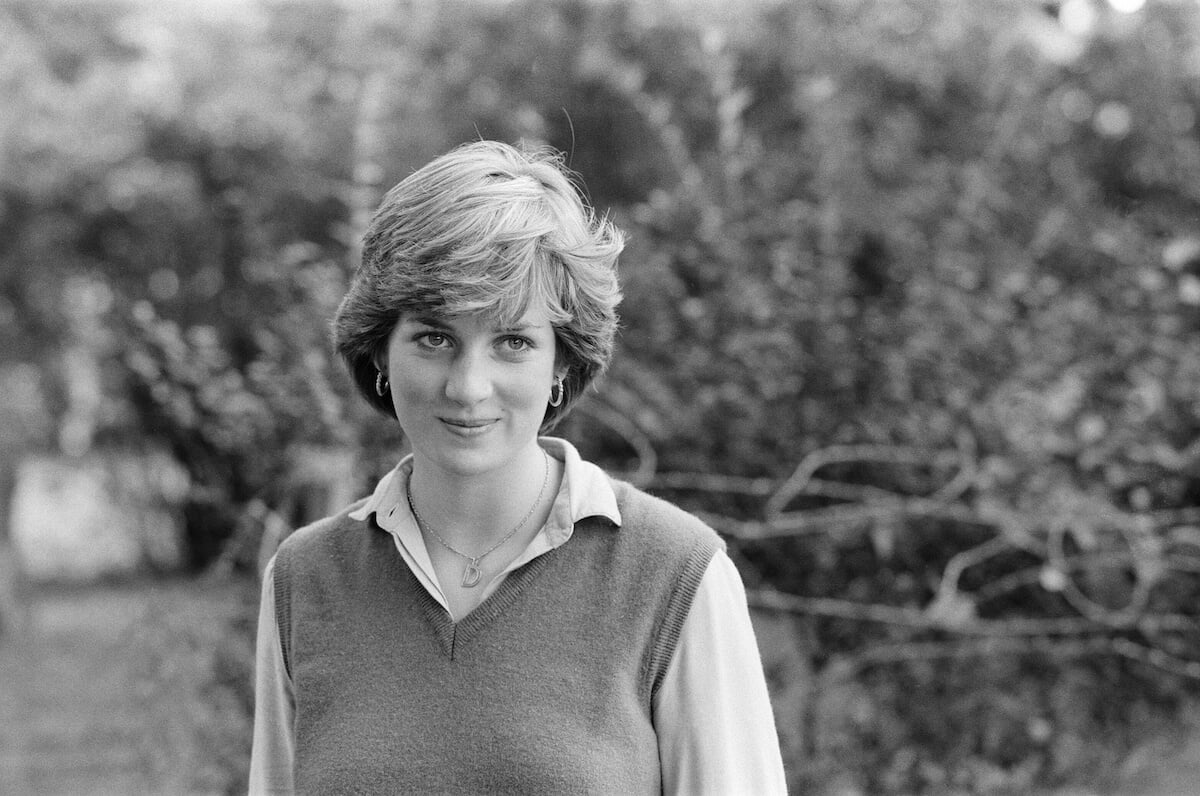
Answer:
[{"left": 440, "top": 417, "right": 497, "bottom": 433}]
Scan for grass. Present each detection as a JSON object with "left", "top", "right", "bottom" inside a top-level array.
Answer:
[{"left": 0, "top": 574, "right": 257, "bottom": 796}]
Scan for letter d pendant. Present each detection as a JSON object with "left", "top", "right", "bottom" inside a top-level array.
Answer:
[{"left": 461, "top": 560, "right": 482, "bottom": 588}]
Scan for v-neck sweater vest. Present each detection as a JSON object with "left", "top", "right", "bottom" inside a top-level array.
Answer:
[{"left": 272, "top": 479, "right": 723, "bottom": 795}]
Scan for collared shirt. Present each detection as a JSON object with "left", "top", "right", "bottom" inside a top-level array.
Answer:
[{"left": 250, "top": 437, "right": 788, "bottom": 795}]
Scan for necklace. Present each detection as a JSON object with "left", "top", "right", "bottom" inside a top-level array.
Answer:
[{"left": 406, "top": 450, "right": 550, "bottom": 588}]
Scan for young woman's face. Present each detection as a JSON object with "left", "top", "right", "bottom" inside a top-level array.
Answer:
[{"left": 383, "top": 307, "right": 560, "bottom": 478}]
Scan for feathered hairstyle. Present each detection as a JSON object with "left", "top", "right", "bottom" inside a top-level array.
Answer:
[{"left": 333, "top": 140, "right": 624, "bottom": 430}]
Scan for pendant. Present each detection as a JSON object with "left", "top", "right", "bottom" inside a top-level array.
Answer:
[{"left": 461, "top": 560, "right": 482, "bottom": 588}]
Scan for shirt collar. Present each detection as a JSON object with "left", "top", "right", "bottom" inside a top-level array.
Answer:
[{"left": 348, "top": 437, "right": 622, "bottom": 537}]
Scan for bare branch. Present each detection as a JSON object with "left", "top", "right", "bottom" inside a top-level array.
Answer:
[
  {"left": 823, "top": 635, "right": 1200, "bottom": 681},
  {"left": 974, "top": 551, "right": 1200, "bottom": 605},
  {"left": 749, "top": 587, "right": 1197, "bottom": 638},
  {"left": 929, "top": 428, "right": 979, "bottom": 503},
  {"left": 1046, "top": 518, "right": 1154, "bottom": 626},
  {"left": 1167, "top": 527, "right": 1200, "bottom": 558},
  {"left": 697, "top": 498, "right": 990, "bottom": 541},
  {"left": 765, "top": 443, "right": 966, "bottom": 519},
  {"left": 582, "top": 401, "right": 658, "bottom": 487},
  {"left": 1111, "top": 638, "right": 1200, "bottom": 680},
  {"left": 662, "top": 439, "right": 1199, "bottom": 681},
  {"left": 799, "top": 478, "right": 918, "bottom": 504},
  {"left": 933, "top": 534, "right": 1011, "bottom": 609},
  {"left": 749, "top": 588, "right": 935, "bottom": 629},
  {"left": 646, "top": 471, "right": 777, "bottom": 496}
]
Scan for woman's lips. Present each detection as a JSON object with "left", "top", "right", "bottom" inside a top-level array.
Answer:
[{"left": 440, "top": 417, "right": 497, "bottom": 436}]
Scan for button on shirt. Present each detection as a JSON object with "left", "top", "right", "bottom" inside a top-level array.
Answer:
[{"left": 250, "top": 437, "right": 788, "bottom": 795}]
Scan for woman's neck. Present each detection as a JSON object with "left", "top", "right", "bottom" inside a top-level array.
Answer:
[{"left": 407, "top": 442, "right": 552, "bottom": 551}]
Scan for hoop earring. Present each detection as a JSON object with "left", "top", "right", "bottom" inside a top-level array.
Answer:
[
  {"left": 548, "top": 376, "right": 564, "bottom": 408},
  {"left": 375, "top": 370, "right": 389, "bottom": 398}
]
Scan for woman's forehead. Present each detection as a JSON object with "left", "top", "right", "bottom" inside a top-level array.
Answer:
[{"left": 401, "top": 304, "right": 553, "bottom": 330}]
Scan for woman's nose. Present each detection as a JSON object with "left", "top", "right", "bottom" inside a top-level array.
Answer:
[{"left": 444, "top": 349, "right": 494, "bottom": 405}]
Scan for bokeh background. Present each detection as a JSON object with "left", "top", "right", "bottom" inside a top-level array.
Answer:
[{"left": 3, "top": 0, "right": 1200, "bottom": 793}]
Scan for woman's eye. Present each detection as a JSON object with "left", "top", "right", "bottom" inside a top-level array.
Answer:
[
  {"left": 417, "top": 332, "right": 449, "bottom": 348},
  {"left": 501, "top": 336, "right": 531, "bottom": 352}
]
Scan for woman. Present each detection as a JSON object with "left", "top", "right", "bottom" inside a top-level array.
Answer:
[{"left": 250, "top": 141, "right": 787, "bottom": 794}]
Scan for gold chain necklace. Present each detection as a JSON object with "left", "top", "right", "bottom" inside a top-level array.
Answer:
[{"left": 406, "top": 450, "right": 550, "bottom": 588}]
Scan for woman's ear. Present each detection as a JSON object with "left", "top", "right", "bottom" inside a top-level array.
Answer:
[{"left": 371, "top": 340, "right": 389, "bottom": 374}]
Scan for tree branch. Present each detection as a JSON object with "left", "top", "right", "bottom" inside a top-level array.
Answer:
[{"left": 749, "top": 587, "right": 1197, "bottom": 638}]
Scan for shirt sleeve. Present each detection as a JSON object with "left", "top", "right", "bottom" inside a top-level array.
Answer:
[
  {"left": 654, "top": 549, "right": 789, "bottom": 795},
  {"left": 249, "top": 555, "right": 296, "bottom": 795}
]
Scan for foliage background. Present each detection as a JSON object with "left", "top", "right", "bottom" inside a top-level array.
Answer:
[{"left": 3, "top": 0, "right": 1200, "bottom": 792}]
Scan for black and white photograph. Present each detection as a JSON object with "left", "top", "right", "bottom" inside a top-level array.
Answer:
[{"left": 2, "top": 0, "right": 1200, "bottom": 793}]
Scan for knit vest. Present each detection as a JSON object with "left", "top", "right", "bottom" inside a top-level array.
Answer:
[{"left": 273, "top": 479, "right": 723, "bottom": 796}]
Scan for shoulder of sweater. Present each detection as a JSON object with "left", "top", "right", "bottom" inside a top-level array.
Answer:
[
  {"left": 276, "top": 497, "right": 372, "bottom": 557},
  {"left": 607, "top": 478, "right": 726, "bottom": 553}
]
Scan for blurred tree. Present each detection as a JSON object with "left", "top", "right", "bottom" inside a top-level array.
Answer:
[
  {"left": 0, "top": 0, "right": 146, "bottom": 597},
  {"left": 3, "top": 0, "right": 1200, "bottom": 788}
]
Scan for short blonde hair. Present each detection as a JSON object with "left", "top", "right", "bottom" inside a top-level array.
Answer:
[{"left": 333, "top": 140, "right": 624, "bottom": 430}]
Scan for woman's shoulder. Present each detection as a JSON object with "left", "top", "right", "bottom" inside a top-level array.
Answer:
[
  {"left": 276, "top": 497, "right": 373, "bottom": 559},
  {"left": 606, "top": 478, "right": 725, "bottom": 553}
]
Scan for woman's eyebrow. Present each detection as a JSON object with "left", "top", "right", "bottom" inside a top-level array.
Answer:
[{"left": 407, "top": 314, "right": 451, "bottom": 328}]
